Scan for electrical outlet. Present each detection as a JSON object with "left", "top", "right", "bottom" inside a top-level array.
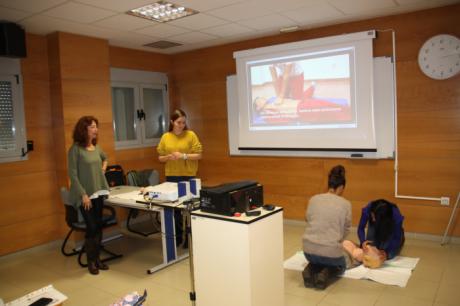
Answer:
[{"left": 440, "top": 197, "right": 450, "bottom": 206}]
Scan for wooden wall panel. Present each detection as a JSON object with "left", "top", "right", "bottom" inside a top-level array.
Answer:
[
  {"left": 0, "top": 34, "right": 63, "bottom": 256},
  {"left": 0, "top": 215, "right": 61, "bottom": 255},
  {"left": 0, "top": 172, "right": 60, "bottom": 225},
  {"left": 171, "top": 4, "right": 460, "bottom": 237},
  {"left": 57, "top": 32, "right": 110, "bottom": 81},
  {"left": 51, "top": 32, "right": 115, "bottom": 170},
  {"left": 48, "top": 33, "right": 67, "bottom": 189}
]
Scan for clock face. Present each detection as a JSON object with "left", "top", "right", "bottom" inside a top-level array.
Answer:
[{"left": 418, "top": 34, "right": 460, "bottom": 80}]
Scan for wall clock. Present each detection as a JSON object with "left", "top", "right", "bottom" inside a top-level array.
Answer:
[{"left": 418, "top": 34, "right": 460, "bottom": 80}]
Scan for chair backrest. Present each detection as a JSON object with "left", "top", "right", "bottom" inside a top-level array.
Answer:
[
  {"left": 146, "top": 169, "right": 159, "bottom": 186},
  {"left": 105, "top": 164, "right": 125, "bottom": 187},
  {"left": 126, "top": 169, "right": 159, "bottom": 187},
  {"left": 126, "top": 170, "right": 142, "bottom": 187}
]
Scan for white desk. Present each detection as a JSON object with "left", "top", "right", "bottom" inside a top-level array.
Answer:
[
  {"left": 191, "top": 207, "right": 284, "bottom": 306},
  {"left": 106, "top": 186, "right": 188, "bottom": 274}
]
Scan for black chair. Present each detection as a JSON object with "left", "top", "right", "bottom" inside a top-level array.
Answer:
[
  {"left": 125, "top": 169, "right": 161, "bottom": 237},
  {"left": 60, "top": 187, "right": 122, "bottom": 267}
]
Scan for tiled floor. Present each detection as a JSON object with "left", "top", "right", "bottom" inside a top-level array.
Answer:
[{"left": 1, "top": 222, "right": 459, "bottom": 306}]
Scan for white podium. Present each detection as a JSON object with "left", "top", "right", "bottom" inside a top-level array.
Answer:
[{"left": 191, "top": 208, "right": 284, "bottom": 306}]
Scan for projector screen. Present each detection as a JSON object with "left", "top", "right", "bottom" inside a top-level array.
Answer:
[{"left": 233, "top": 31, "right": 377, "bottom": 151}]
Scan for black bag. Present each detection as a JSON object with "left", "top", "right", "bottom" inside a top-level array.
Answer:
[{"left": 105, "top": 165, "right": 125, "bottom": 187}]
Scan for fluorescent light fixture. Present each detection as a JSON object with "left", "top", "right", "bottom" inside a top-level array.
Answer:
[{"left": 127, "top": 1, "right": 198, "bottom": 23}]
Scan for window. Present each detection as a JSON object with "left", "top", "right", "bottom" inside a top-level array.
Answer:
[
  {"left": 0, "top": 58, "right": 27, "bottom": 163},
  {"left": 110, "top": 68, "right": 168, "bottom": 149}
]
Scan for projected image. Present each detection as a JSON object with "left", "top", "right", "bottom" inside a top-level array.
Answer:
[{"left": 250, "top": 52, "right": 354, "bottom": 129}]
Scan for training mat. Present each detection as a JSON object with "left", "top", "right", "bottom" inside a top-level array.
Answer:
[{"left": 284, "top": 251, "right": 419, "bottom": 287}]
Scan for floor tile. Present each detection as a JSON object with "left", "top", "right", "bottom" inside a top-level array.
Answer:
[{"left": 1, "top": 223, "right": 459, "bottom": 306}]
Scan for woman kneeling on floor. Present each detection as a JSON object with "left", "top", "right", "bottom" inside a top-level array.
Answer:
[
  {"left": 302, "top": 165, "right": 352, "bottom": 289},
  {"left": 342, "top": 199, "right": 405, "bottom": 268}
]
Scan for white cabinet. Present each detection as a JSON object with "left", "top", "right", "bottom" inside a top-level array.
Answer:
[{"left": 191, "top": 208, "right": 284, "bottom": 306}]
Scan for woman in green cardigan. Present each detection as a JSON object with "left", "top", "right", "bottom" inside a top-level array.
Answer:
[{"left": 68, "top": 116, "right": 109, "bottom": 275}]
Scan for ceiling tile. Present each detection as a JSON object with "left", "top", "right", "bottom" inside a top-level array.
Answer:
[
  {"left": 333, "top": 0, "right": 456, "bottom": 22},
  {"left": 251, "top": 0, "right": 322, "bottom": 13},
  {"left": 160, "top": 37, "right": 232, "bottom": 53},
  {"left": 328, "top": 0, "right": 396, "bottom": 15},
  {"left": 0, "top": 0, "right": 66, "bottom": 13},
  {"left": 93, "top": 13, "right": 155, "bottom": 31},
  {"left": 281, "top": 3, "right": 344, "bottom": 25},
  {"left": 171, "top": 0, "right": 243, "bottom": 12},
  {"left": 20, "top": 14, "right": 81, "bottom": 35},
  {"left": 395, "top": 0, "right": 459, "bottom": 7},
  {"left": 238, "top": 14, "right": 297, "bottom": 31},
  {"left": 207, "top": 2, "right": 274, "bottom": 22},
  {"left": 109, "top": 31, "right": 160, "bottom": 46},
  {"left": 0, "top": 0, "right": 454, "bottom": 55},
  {"left": 109, "top": 39, "right": 169, "bottom": 54},
  {"left": 20, "top": 14, "right": 120, "bottom": 39},
  {"left": 168, "top": 13, "right": 228, "bottom": 30},
  {"left": 74, "top": 0, "right": 154, "bottom": 13},
  {"left": 200, "top": 23, "right": 254, "bottom": 37},
  {"left": 169, "top": 31, "right": 218, "bottom": 44},
  {"left": 43, "top": 2, "right": 116, "bottom": 24},
  {"left": 0, "top": 6, "right": 32, "bottom": 22},
  {"left": 394, "top": 0, "right": 427, "bottom": 4},
  {"left": 135, "top": 24, "right": 190, "bottom": 38}
]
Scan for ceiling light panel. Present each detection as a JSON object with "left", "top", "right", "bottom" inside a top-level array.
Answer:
[{"left": 127, "top": 1, "right": 198, "bottom": 23}]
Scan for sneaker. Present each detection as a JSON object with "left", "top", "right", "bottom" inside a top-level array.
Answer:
[
  {"left": 315, "top": 267, "right": 330, "bottom": 290},
  {"left": 302, "top": 264, "right": 315, "bottom": 288}
]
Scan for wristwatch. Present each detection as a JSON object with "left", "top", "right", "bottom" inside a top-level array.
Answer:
[{"left": 183, "top": 153, "right": 188, "bottom": 160}]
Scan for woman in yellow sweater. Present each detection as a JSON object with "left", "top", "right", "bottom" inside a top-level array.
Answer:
[{"left": 157, "top": 109, "right": 202, "bottom": 246}]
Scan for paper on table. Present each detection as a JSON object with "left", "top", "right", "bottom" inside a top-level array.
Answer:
[{"left": 110, "top": 190, "right": 143, "bottom": 201}]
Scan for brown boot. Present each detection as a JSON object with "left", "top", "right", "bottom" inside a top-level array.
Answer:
[
  {"left": 88, "top": 262, "right": 99, "bottom": 275},
  {"left": 96, "top": 259, "right": 109, "bottom": 270}
]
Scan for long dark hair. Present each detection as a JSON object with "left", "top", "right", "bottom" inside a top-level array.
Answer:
[
  {"left": 168, "top": 109, "right": 188, "bottom": 132},
  {"left": 369, "top": 199, "right": 395, "bottom": 245},
  {"left": 328, "top": 165, "right": 346, "bottom": 190},
  {"left": 73, "top": 116, "right": 98, "bottom": 147}
]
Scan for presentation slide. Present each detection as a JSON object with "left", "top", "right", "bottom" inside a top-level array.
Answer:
[
  {"left": 249, "top": 50, "right": 355, "bottom": 131},
  {"left": 233, "top": 30, "right": 377, "bottom": 151}
]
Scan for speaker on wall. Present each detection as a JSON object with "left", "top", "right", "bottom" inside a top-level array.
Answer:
[{"left": 0, "top": 22, "right": 27, "bottom": 58}]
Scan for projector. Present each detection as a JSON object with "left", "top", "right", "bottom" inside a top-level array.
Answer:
[{"left": 200, "top": 181, "right": 263, "bottom": 216}]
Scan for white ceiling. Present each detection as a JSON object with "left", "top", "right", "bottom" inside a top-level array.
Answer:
[{"left": 0, "top": 0, "right": 458, "bottom": 54}]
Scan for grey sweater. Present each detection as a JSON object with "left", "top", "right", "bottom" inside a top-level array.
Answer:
[
  {"left": 302, "top": 193, "right": 352, "bottom": 258},
  {"left": 68, "top": 144, "right": 109, "bottom": 207}
]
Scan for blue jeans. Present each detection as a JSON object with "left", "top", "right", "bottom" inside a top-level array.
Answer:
[{"left": 304, "top": 253, "right": 346, "bottom": 274}]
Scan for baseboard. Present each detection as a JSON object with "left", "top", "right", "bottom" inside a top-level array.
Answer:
[{"left": 283, "top": 218, "right": 460, "bottom": 244}]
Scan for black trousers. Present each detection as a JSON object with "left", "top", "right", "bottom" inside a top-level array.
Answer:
[{"left": 79, "top": 196, "right": 104, "bottom": 263}]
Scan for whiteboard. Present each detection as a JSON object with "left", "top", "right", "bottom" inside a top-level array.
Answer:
[{"left": 226, "top": 56, "right": 395, "bottom": 159}]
